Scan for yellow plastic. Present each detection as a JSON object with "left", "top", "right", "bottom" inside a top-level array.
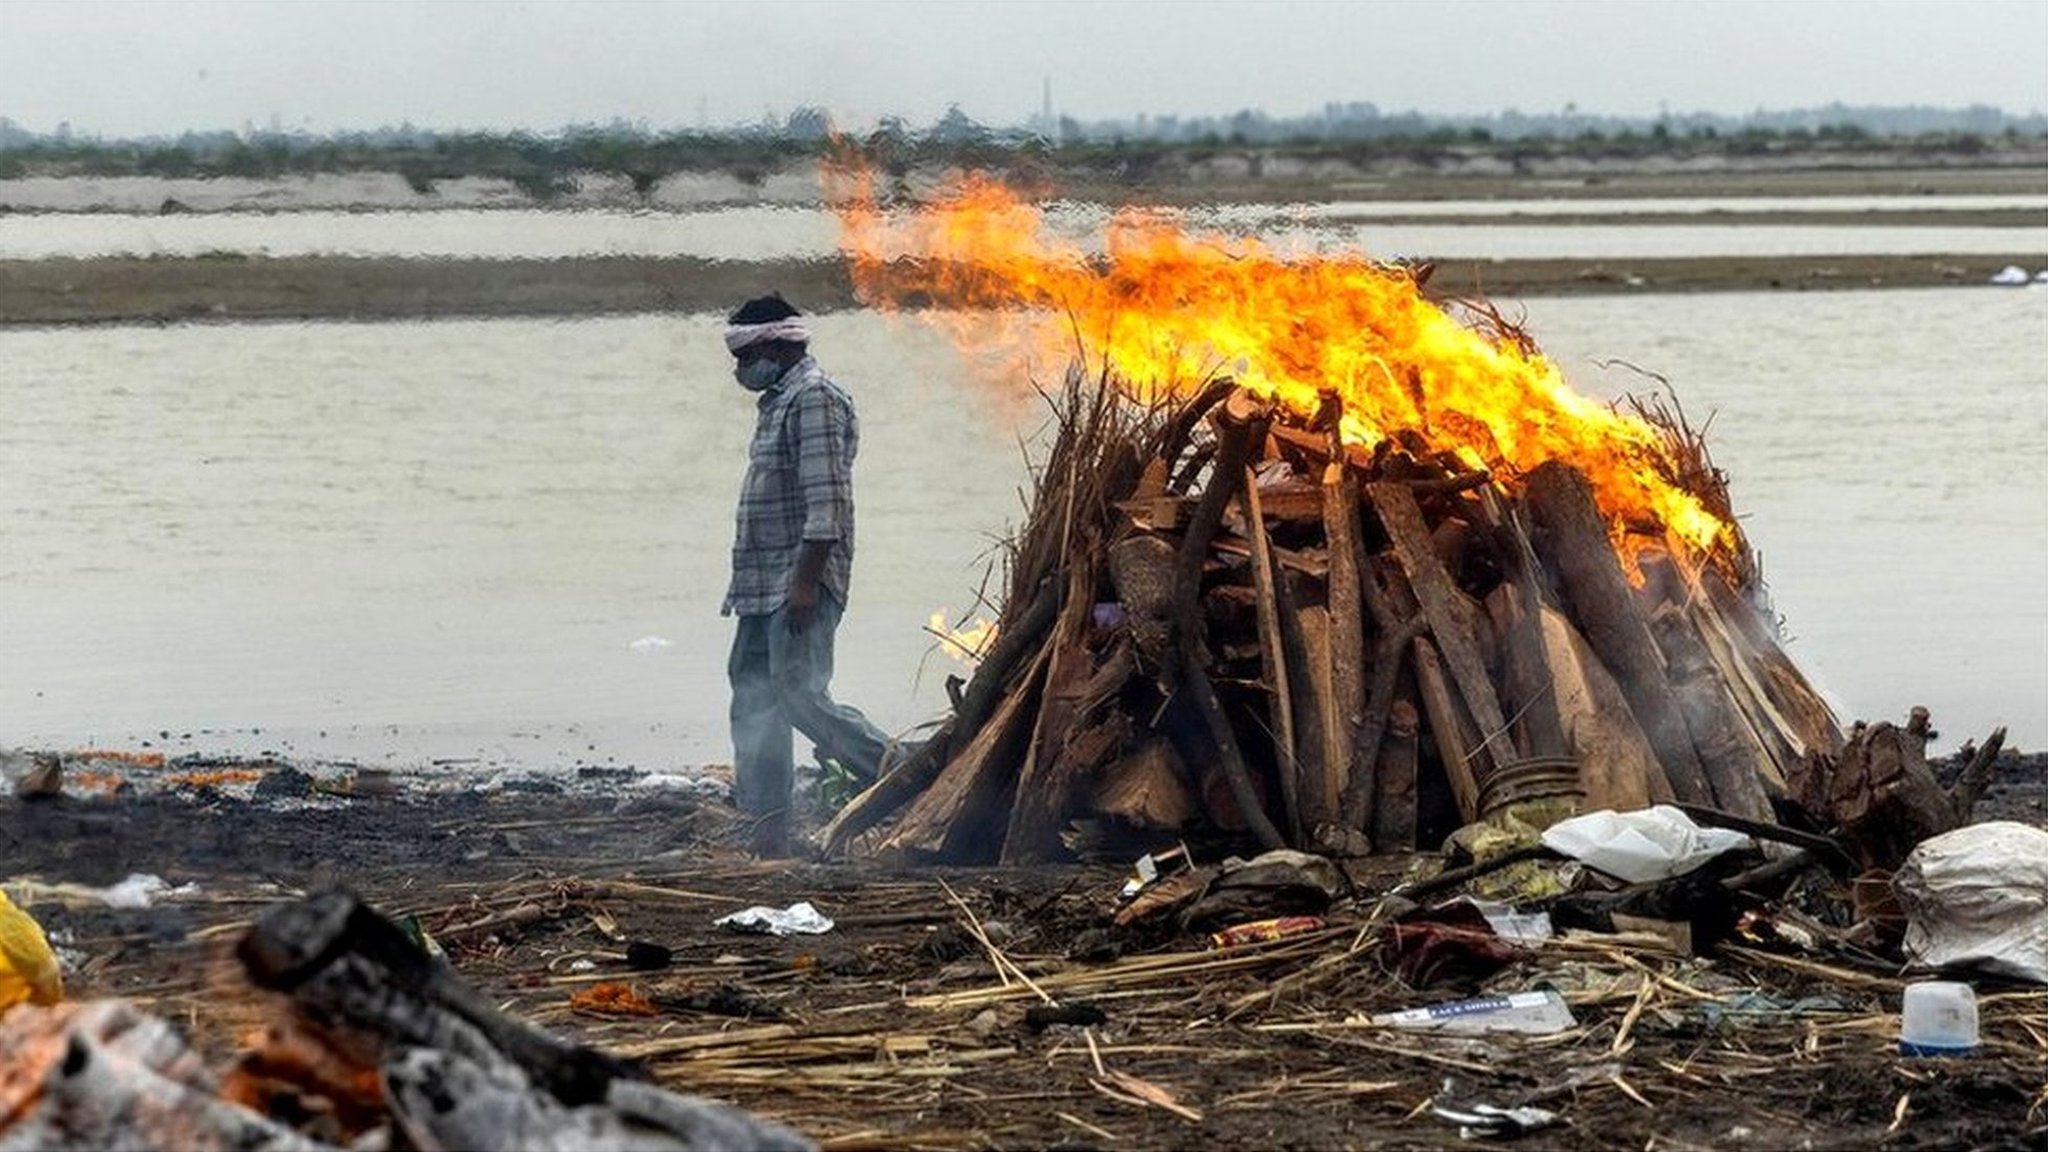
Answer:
[{"left": 0, "top": 889, "right": 64, "bottom": 1010}]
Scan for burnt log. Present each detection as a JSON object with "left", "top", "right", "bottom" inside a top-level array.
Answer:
[{"left": 236, "top": 890, "right": 811, "bottom": 1151}]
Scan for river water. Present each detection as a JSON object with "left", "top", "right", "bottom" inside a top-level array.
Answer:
[{"left": 2, "top": 286, "right": 2042, "bottom": 772}]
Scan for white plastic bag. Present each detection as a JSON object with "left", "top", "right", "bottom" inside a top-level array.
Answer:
[
  {"left": 1895, "top": 821, "right": 2048, "bottom": 985},
  {"left": 1539, "top": 805, "right": 1751, "bottom": 884},
  {"left": 714, "top": 901, "right": 835, "bottom": 936}
]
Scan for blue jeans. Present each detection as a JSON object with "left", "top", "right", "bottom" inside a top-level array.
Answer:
[{"left": 728, "top": 594, "right": 891, "bottom": 820}]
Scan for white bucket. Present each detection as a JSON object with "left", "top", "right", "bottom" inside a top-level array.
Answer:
[{"left": 1899, "top": 981, "right": 1979, "bottom": 1056}]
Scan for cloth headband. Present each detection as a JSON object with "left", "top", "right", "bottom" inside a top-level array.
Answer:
[{"left": 724, "top": 319, "right": 811, "bottom": 353}]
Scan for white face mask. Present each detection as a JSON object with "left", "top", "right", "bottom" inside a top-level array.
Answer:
[{"left": 734, "top": 357, "right": 784, "bottom": 392}]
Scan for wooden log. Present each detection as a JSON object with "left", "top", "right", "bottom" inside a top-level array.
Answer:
[
  {"left": 1170, "top": 397, "right": 1285, "bottom": 852},
  {"left": 1370, "top": 481, "right": 1514, "bottom": 780},
  {"left": 1337, "top": 557, "right": 1427, "bottom": 837},
  {"left": 1677, "top": 583, "right": 1803, "bottom": 783},
  {"left": 1522, "top": 461, "right": 1714, "bottom": 805},
  {"left": 1948, "top": 725, "right": 2007, "bottom": 822},
  {"left": 1372, "top": 696, "right": 1421, "bottom": 852},
  {"left": 1808, "top": 710, "right": 1962, "bottom": 870},
  {"left": 1697, "top": 565, "right": 1845, "bottom": 760},
  {"left": 1295, "top": 606, "right": 1340, "bottom": 829},
  {"left": 1276, "top": 569, "right": 1329, "bottom": 828},
  {"left": 1002, "top": 612, "right": 1136, "bottom": 864},
  {"left": 880, "top": 648, "right": 1050, "bottom": 860},
  {"left": 1000, "top": 591, "right": 1092, "bottom": 865},
  {"left": 1322, "top": 459, "right": 1369, "bottom": 842},
  {"left": 1477, "top": 488, "right": 1569, "bottom": 762},
  {"left": 1638, "top": 551, "right": 1777, "bottom": 822},
  {"left": 819, "top": 576, "right": 1060, "bottom": 856},
  {"left": 1483, "top": 582, "right": 1569, "bottom": 763},
  {"left": 1529, "top": 603, "right": 1667, "bottom": 810},
  {"left": 1412, "top": 638, "right": 1483, "bottom": 824},
  {"left": 1205, "top": 533, "right": 1329, "bottom": 580},
  {"left": 1240, "top": 470, "right": 1302, "bottom": 844},
  {"left": 1245, "top": 480, "right": 1325, "bottom": 524},
  {"left": 1093, "top": 739, "right": 1196, "bottom": 829}
]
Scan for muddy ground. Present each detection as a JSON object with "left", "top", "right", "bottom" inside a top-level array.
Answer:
[
  {"left": 3, "top": 250, "right": 2042, "bottom": 329},
  {"left": 3, "top": 752, "right": 2043, "bottom": 1151}
]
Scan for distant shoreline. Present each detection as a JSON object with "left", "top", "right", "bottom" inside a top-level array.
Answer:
[
  {"left": 1, "top": 250, "right": 2040, "bottom": 328},
  {"left": 4, "top": 152, "right": 2047, "bottom": 214}
]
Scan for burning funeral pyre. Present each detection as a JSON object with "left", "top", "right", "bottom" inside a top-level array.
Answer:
[{"left": 818, "top": 176, "right": 1983, "bottom": 866}]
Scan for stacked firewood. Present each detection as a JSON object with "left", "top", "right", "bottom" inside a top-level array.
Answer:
[{"left": 825, "top": 378, "right": 1848, "bottom": 865}]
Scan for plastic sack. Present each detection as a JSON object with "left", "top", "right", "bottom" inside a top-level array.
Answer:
[
  {"left": 1539, "top": 805, "right": 1750, "bottom": 884},
  {"left": 1895, "top": 821, "right": 2048, "bottom": 985},
  {"left": 0, "top": 889, "right": 64, "bottom": 1010}
]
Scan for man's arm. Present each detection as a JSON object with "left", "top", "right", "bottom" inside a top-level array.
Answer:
[
  {"left": 787, "top": 385, "right": 854, "bottom": 633},
  {"left": 785, "top": 539, "right": 833, "bottom": 633}
]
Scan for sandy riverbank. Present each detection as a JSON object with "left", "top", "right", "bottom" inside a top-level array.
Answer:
[{"left": 2, "top": 250, "right": 2041, "bottom": 328}]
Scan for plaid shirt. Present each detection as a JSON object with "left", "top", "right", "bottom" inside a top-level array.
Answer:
[{"left": 722, "top": 356, "right": 859, "bottom": 617}]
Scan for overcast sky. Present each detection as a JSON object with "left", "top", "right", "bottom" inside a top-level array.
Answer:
[{"left": 3, "top": 0, "right": 2044, "bottom": 137}]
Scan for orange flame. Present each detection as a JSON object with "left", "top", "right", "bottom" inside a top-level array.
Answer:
[
  {"left": 927, "top": 610, "right": 999, "bottom": 666},
  {"left": 835, "top": 172, "right": 1731, "bottom": 559}
]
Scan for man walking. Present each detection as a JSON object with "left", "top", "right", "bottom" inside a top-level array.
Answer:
[{"left": 721, "top": 294, "right": 891, "bottom": 856}]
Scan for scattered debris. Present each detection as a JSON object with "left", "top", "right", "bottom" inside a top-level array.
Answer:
[
  {"left": 1432, "top": 1098, "right": 1565, "bottom": 1139},
  {"left": 624, "top": 940, "right": 675, "bottom": 970},
  {"left": 570, "top": 980, "right": 660, "bottom": 1018},
  {"left": 714, "top": 901, "right": 836, "bottom": 936},
  {"left": 1372, "top": 989, "right": 1578, "bottom": 1036},
  {"left": 1209, "top": 915, "right": 1327, "bottom": 949}
]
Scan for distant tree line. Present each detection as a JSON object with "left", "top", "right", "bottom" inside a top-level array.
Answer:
[{"left": 0, "top": 102, "right": 2041, "bottom": 189}]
